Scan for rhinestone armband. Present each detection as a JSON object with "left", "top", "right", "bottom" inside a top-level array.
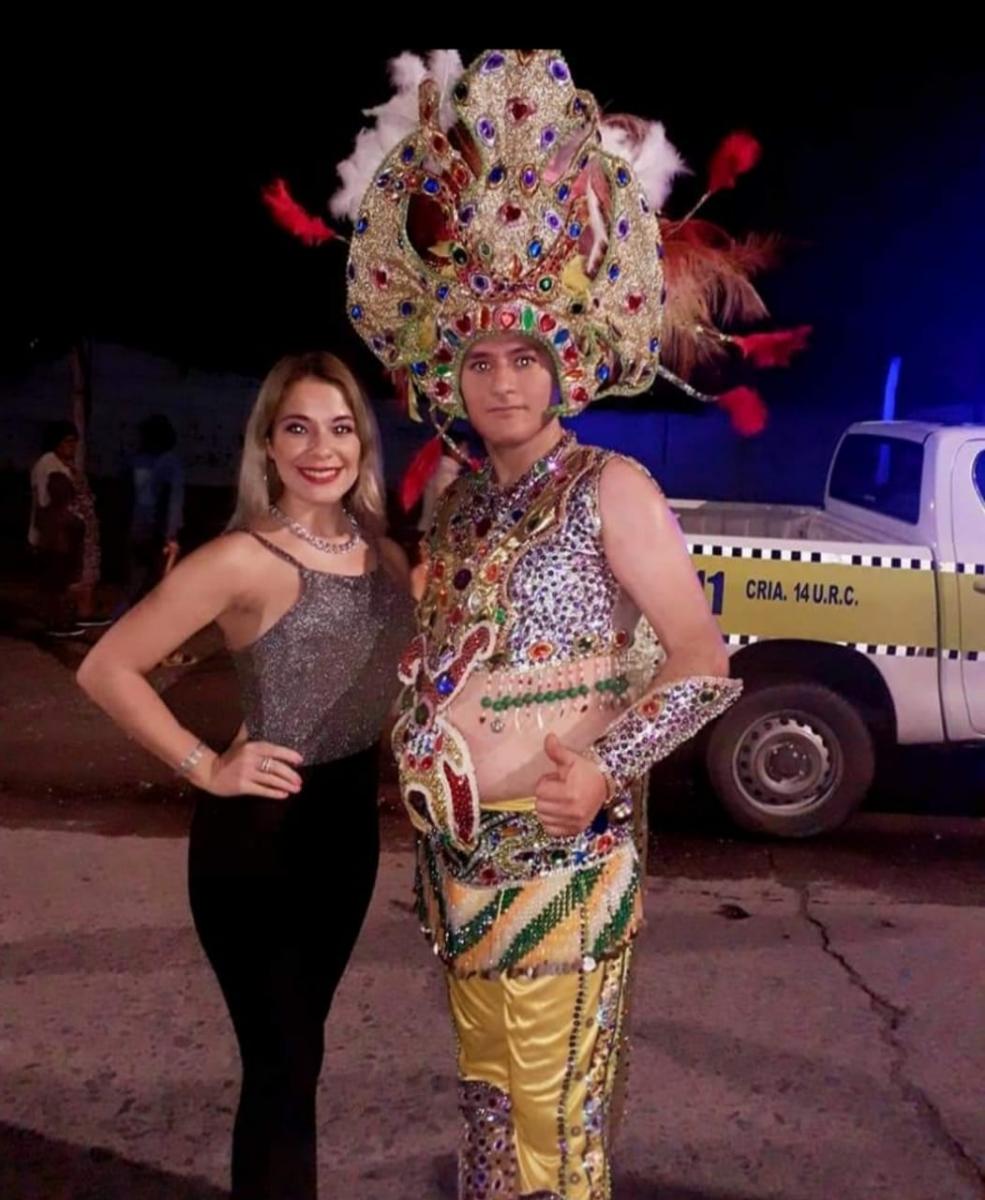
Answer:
[{"left": 588, "top": 676, "right": 742, "bottom": 796}]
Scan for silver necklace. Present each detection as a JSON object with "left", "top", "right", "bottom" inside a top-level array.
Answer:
[{"left": 268, "top": 504, "right": 363, "bottom": 555}]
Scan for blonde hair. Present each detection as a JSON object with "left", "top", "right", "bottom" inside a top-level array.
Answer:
[{"left": 229, "top": 351, "right": 386, "bottom": 538}]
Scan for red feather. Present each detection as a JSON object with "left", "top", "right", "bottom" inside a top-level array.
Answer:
[
  {"left": 717, "top": 387, "right": 768, "bottom": 436},
  {"left": 400, "top": 437, "right": 444, "bottom": 512},
  {"left": 261, "top": 179, "right": 337, "bottom": 246},
  {"left": 708, "top": 132, "right": 762, "bottom": 194},
  {"left": 733, "top": 325, "right": 812, "bottom": 368}
]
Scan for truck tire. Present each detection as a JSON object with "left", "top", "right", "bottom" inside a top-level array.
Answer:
[{"left": 705, "top": 682, "right": 875, "bottom": 837}]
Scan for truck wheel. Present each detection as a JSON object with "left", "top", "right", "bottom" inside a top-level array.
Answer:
[{"left": 705, "top": 682, "right": 875, "bottom": 837}]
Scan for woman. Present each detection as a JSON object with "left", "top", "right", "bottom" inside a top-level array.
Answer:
[
  {"left": 78, "top": 351, "right": 415, "bottom": 1200},
  {"left": 29, "top": 421, "right": 103, "bottom": 635}
]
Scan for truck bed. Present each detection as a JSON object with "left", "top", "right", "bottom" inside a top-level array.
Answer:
[{"left": 671, "top": 500, "right": 871, "bottom": 544}]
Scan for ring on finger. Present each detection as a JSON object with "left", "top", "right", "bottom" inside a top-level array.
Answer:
[{"left": 259, "top": 756, "right": 272, "bottom": 774}]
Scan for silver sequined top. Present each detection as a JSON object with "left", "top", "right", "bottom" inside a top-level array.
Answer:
[
  {"left": 502, "top": 456, "right": 639, "bottom": 666},
  {"left": 426, "top": 437, "right": 641, "bottom": 675},
  {"left": 232, "top": 533, "right": 415, "bottom": 765}
]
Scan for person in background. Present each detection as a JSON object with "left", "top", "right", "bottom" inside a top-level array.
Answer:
[
  {"left": 409, "top": 440, "right": 465, "bottom": 600},
  {"left": 29, "top": 421, "right": 107, "bottom": 635},
  {"left": 124, "top": 413, "right": 185, "bottom": 608},
  {"left": 29, "top": 422, "right": 84, "bottom": 637}
]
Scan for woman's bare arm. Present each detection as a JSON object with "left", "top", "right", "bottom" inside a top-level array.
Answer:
[{"left": 77, "top": 534, "right": 302, "bottom": 798}]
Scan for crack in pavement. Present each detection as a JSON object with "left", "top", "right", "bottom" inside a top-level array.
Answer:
[{"left": 798, "top": 884, "right": 985, "bottom": 1194}]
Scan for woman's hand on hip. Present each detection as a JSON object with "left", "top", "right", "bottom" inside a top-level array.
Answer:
[{"left": 203, "top": 741, "right": 304, "bottom": 800}]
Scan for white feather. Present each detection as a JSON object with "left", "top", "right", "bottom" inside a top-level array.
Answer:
[
  {"left": 600, "top": 119, "right": 689, "bottom": 211},
  {"left": 331, "top": 128, "right": 389, "bottom": 221},
  {"left": 370, "top": 100, "right": 420, "bottom": 155},
  {"left": 388, "top": 51, "right": 428, "bottom": 92},
  {"left": 330, "top": 49, "right": 464, "bottom": 222},
  {"left": 426, "top": 49, "right": 465, "bottom": 131}
]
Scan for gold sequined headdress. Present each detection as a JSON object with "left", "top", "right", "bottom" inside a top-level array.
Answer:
[
  {"left": 263, "top": 48, "right": 809, "bottom": 456},
  {"left": 337, "top": 48, "right": 670, "bottom": 420}
]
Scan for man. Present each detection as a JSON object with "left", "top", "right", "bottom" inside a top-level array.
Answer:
[
  {"left": 398, "top": 331, "right": 735, "bottom": 1200},
  {"left": 331, "top": 47, "right": 789, "bottom": 1199},
  {"left": 127, "top": 413, "right": 184, "bottom": 606}
]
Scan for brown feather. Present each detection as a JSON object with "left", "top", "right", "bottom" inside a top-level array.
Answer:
[{"left": 659, "top": 218, "right": 781, "bottom": 375}]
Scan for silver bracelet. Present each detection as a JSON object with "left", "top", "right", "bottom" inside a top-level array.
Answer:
[{"left": 175, "top": 739, "right": 207, "bottom": 777}]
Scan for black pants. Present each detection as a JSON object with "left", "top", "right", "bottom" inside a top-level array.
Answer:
[{"left": 188, "top": 747, "right": 380, "bottom": 1200}]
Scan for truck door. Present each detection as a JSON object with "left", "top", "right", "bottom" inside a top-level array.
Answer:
[{"left": 950, "top": 440, "right": 985, "bottom": 734}]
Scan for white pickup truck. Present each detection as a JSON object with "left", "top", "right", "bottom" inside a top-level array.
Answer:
[{"left": 669, "top": 421, "right": 985, "bottom": 837}]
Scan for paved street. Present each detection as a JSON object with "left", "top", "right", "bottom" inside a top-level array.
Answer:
[{"left": 2, "top": 632, "right": 984, "bottom": 1199}]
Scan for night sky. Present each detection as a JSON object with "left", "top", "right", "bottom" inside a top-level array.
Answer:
[{"left": 8, "top": 41, "right": 985, "bottom": 435}]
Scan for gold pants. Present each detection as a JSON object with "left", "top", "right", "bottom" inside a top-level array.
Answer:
[{"left": 447, "top": 946, "right": 633, "bottom": 1200}]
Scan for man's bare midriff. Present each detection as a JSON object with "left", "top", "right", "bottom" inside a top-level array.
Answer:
[{"left": 446, "top": 651, "right": 650, "bottom": 802}]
